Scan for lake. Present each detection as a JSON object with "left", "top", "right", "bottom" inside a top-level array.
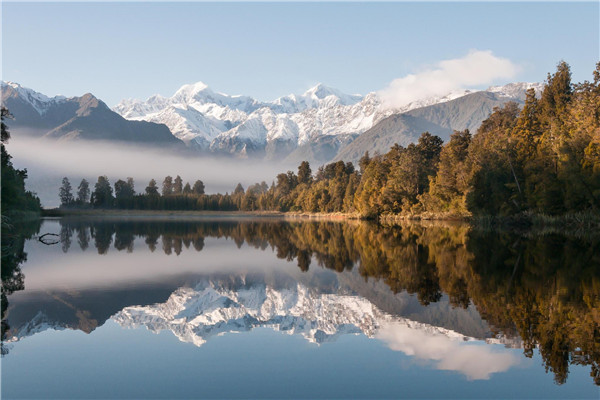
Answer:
[{"left": 1, "top": 216, "right": 598, "bottom": 399}]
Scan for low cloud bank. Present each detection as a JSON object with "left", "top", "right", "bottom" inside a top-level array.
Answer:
[
  {"left": 379, "top": 50, "right": 520, "bottom": 109},
  {"left": 8, "top": 136, "right": 294, "bottom": 208}
]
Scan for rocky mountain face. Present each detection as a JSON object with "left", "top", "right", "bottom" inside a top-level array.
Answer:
[
  {"left": 335, "top": 86, "right": 542, "bottom": 164},
  {"left": 114, "top": 81, "right": 542, "bottom": 164},
  {"left": 1, "top": 82, "right": 184, "bottom": 147}
]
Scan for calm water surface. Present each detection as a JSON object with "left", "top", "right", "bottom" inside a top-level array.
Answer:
[{"left": 1, "top": 217, "right": 598, "bottom": 399}]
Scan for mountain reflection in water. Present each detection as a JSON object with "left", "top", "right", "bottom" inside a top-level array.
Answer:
[{"left": 2, "top": 217, "right": 599, "bottom": 386}]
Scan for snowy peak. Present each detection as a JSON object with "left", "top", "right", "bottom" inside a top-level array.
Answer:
[
  {"left": 174, "top": 81, "right": 210, "bottom": 98},
  {"left": 305, "top": 83, "right": 363, "bottom": 104},
  {"left": 486, "top": 82, "right": 544, "bottom": 99},
  {"left": 305, "top": 83, "right": 336, "bottom": 98},
  {"left": 270, "top": 83, "right": 363, "bottom": 114},
  {"left": 168, "top": 81, "right": 261, "bottom": 113},
  {"left": 1, "top": 81, "right": 67, "bottom": 115}
]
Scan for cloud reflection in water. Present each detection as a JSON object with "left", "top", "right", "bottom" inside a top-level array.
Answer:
[{"left": 376, "top": 321, "right": 521, "bottom": 380}]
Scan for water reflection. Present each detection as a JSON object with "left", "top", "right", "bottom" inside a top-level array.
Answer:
[
  {"left": 0, "top": 218, "right": 40, "bottom": 355},
  {"left": 112, "top": 271, "right": 520, "bottom": 381},
  {"left": 376, "top": 321, "right": 520, "bottom": 380},
  {"left": 2, "top": 217, "right": 599, "bottom": 386}
]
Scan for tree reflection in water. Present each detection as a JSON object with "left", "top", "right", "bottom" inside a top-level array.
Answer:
[
  {"left": 4, "top": 217, "right": 599, "bottom": 385},
  {"left": 1, "top": 218, "right": 41, "bottom": 355}
]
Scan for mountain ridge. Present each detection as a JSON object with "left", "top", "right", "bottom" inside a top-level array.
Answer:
[
  {"left": 114, "top": 80, "right": 542, "bottom": 164},
  {"left": 2, "top": 80, "right": 543, "bottom": 164},
  {"left": 1, "top": 81, "right": 185, "bottom": 146}
]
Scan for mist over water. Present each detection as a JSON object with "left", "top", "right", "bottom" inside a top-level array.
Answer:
[{"left": 8, "top": 136, "right": 295, "bottom": 207}]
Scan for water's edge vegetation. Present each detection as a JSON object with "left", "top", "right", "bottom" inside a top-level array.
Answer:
[{"left": 43, "top": 208, "right": 600, "bottom": 235}]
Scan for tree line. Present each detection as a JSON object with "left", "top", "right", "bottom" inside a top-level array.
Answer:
[
  {"left": 58, "top": 175, "right": 216, "bottom": 210},
  {"left": 59, "top": 61, "right": 600, "bottom": 218}
]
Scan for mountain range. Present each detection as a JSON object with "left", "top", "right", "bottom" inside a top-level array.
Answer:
[
  {"left": 0, "top": 81, "right": 184, "bottom": 147},
  {"left": 1, "top": 80, "right": 543, "bottom": 165}
]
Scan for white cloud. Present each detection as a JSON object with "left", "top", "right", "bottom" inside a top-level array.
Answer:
[
  {"left": 376, "top": 322, "right": 521, "bottom": 380},
  {"left": 378, "top": 50, "right": 520, "bottom": 109}
]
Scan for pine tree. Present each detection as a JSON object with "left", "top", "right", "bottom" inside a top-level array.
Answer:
[
  {"left": 114, "top": 179, "right": 134, "bottom": 199},
  {"left": 126, "top": 177, "right": 135, "bottom": 195},
  {"left": 234, "top": 183, "right": 245, "bottom": 195},
  {"left": 92, "top": 176, "right": 114, "bottom": 208},
  {"left": 359, "top": 151, "right": 371, "bottom": 172},
  {"left": 162, "top": 176, "right": 173, "bottom": 196},
  {"left": 192, "top": 180, "right": 205, "bottom": 195},
  {"left": 297, "top": 161, "right": 312, "bottom": 185},
  {"left": 145, "top": 179, "right": 159, "bottom": 196},
  {"left": 77, "top": 179, "right": 90, "bottom": 204},
  {"left": 422, "top": 130, "right": 471, "bottom": 213},
  {"left": 173, "top": 175, "right": 183, "bottom": 194},
  {"left": 59, "top": 177, "right": 74, "bottom": 207}
]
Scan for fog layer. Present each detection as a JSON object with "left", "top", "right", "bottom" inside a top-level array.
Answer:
[{"left": 8, "top": 136, "right": 295, "bottom": 207}]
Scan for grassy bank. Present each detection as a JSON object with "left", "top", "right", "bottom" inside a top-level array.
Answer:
[
  {"left": 41, "top": 208, "right": 361, "bottom": 221},
  {"left": 380, "top": 210, "right": 600, "bottom": 237},
  {"left": 1, "top": 210, "right": 42, "bottom": 224},
  {"left": 42, "top": 208, "right": 600, "bottom": 233}
]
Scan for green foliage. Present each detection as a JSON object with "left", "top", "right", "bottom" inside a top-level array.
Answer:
[
  {"left": 173, "top": 175, "right": 183, "bottom": 195},
  {"left": 1, "top": 107, "right": 41, "bottom": 216},
  {"left": 162, "top": 176, "right": 173, "bottom": 196},
  {"left": 77, "top": 179, "right": 90, "bottom": 204},
  {"left": 114, "top": 178, "right": 135, "bottom": 208},
  {"left": 145, "top": 179, "right": 159, "bottom": 196},
  {"left": 421, "top": 129, "right": 472, "bottom": 213},
  {"left": 297, "top": 161, "right": 312, "bottom": 185},
  {"left": 91, "top": 176, "right": 114, "bottom": 208},
  {"left": 59, "top": 177, "right": 74, "bottom": 206},
  {"left": 192, "top": 180, "right": 205, "bottom": 195}
]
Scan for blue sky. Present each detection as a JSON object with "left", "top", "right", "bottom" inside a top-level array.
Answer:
[{"left": 2, "top": 2, "right": 598, "bottom": 106}]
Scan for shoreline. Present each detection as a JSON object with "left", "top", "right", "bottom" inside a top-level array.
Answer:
[
  {"left": 39, "top": 208, "right": 600, "bottom": 231},
  {"left": 40, "top": 208, "right": 362, "bottom": 221}
]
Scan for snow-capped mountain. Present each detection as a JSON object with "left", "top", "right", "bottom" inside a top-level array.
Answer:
[
  {"left": 114, "top": 82, "right": 385, "bottom": 155},
  {"left": 112, "top": 274, "right": 520, "bottom": 350},
  {"left": 0, "top": 81, "right": 184, "bottom": 146},
  {"left": 487, "top": 82, "right": 543, "bottom": 99},
  {"left": 2, "top": 79, "right": 543, "bottom": 163},
  {"left": 114, "top": 81, "right": 541, "bottom": 162},
  {"left": 1, "top": 81, "right": 67, "bottom": 115}
]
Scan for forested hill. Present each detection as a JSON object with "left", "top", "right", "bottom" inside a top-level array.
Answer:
[{"left": 58, "top": 62, "right": 600, "bottom": 220}]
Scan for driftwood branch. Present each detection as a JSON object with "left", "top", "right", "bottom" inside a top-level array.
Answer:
[{"left": 38, "top": 233, "right": 60, "bottom": 245}]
